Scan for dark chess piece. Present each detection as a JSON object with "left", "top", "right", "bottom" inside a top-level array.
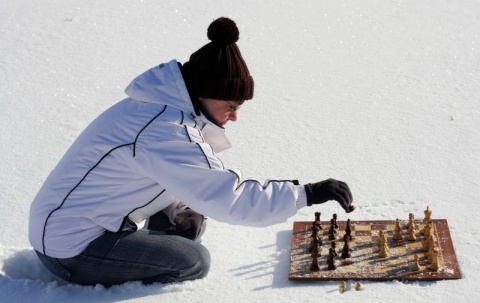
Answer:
[
  {"left": 341, "top": 238, "right": 351, "bottom": 259},
  {"left": 333, "top": 213, "right": 339, "bottom": 229},
  {"left": 330, "top": 241, "right": 338, "bottom": 257},
  {"left": 328, "top": 220, "right": 336, "bottom": 240},
  {"left": 314, "top": 212, "right": 322, "bottom": 229},
  {"left": 311, "top": 223, "right": 319, "bottom": 238},
  {"left": 311, "top": 241, "right": 321, "bottom": 257},
  {"left": 310, "top": 254, "right": 320, "bottom": 272},
  {"left": 344, "top": 218, "right": 352, "bottom": 241},
  {"left": 327, "top": 247, "right": 337, "bottom": 270},
  {"left": 309, "top": 236, "right": 319, "bottom": 253}
]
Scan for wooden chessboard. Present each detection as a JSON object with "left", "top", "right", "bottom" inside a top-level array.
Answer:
[{"left": 289, "top": 219, "right": 461, "bottom": 281}]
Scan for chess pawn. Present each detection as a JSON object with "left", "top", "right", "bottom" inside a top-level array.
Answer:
[
  {"left": 327, "top": 256, "right": 336, "bottom": 270},
  {"left": 355, "top": 282, "right": 363, "bottom": 291},
  {"left": 426, "top": 239, "right": 436, "bottom": 262},
  {"left": 314, "top": 212, "right": 322, "bottom": 229},
  {"left": 329, "top": 245, "right": 338, "bottom": 257},
  {"left": 333, "top": 213, "right": 339, "bottom": 229},
  {"left": 422, "top": 237, "right": 430, "bottom": 252},
  {"left": 407, "top": 225, "right": 417, "bottom": 241},
  {"left": 393, "top": 219, "right": 403, "bottom": 241},
  {"left": 429, "top": 248, "right": 439, "bottom": 271},
  {"left": 379, "top": 239, "right": 390, "bottom": 258},
  {"left": 422, "top": 228, "right": 433, "bottom": 252},
  {"left": 424, "top": 206, "right": 432, "bottom": 222},
  {"left": 310, "top": 254, "right": 320, "bottom": 272},
  {"left": 407, "top": 213, "right": 415, "bottom": 231},
  {"left": 378, "top": 230, "right": 385, "bottom": 246},
  {"left": 327, "top": 247, "right": 337, "bottom": 270},
  {"left": 344, "top": 218, "right": 352, "bottom": 241},
  {"left": 309, "top": 236, "right": 319, "bottom": 253},
  {"left": 411, "top": 254, "right": 421, "bottom": 272},
  {"left": 328, "top": 223, "right": 336, "bottom": 240},
  {"left": 383, "top": 233, "right": 390, "bottom": 252},
  {"left": 427, "top": 235, "right": 435, "bottom": 253},
  {"left": 341, "top": 239, "right": 351, "bottom": 259}
]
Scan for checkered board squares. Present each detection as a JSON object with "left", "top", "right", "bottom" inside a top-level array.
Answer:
[{"left": 289, "top": 219, "right": 461, "bottom": 281}]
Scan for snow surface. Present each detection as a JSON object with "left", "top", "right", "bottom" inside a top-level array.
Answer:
[{"left": 1, "top": 0, "right": 479, "bottom": 302}]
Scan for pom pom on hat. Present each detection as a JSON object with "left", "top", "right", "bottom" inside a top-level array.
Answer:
[
  {"left": 182, "top": 17, "right": 254, "bottom": 101},
  {"left": 207, "top": 17, "right": 239, "bottom": 45}
]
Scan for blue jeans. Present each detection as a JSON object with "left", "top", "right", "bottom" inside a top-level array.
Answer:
[{"left": 35, "top": 220, "right": 210, "bottom": 286}]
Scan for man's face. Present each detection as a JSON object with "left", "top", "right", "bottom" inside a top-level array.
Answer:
[{"left": 199, "top": 98, "right": 243, "bottom": 126}]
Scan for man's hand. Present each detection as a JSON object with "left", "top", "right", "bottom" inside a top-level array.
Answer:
[
  {"left": 304, "top": 178, "right": 354, "bottom": 213},
  {"left": 166, "top": 208, "right": 205, "bottom": 240}
]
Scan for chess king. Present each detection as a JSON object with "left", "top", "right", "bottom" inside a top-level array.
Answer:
[{"left": 28, "top": 17, "right": 355, "bottom": 286}]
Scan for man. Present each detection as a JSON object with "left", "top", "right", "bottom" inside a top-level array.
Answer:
[{"left": 29, "top": 17, "right": 354, "bottom": 286}]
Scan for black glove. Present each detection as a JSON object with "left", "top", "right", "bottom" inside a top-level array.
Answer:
[
  {"left": 166, "top": 208, "right": 205, "bottom": 240},
  {"left": 304, "top": 178, "right": 354, "bottom": 213}
]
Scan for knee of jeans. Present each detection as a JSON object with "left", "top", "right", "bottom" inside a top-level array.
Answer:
[
  {"left": 35, "top": 250, "right": 72, "bottom": 282},
  {"left": 197, "top": 245, "right": 211, "bottom": 278}
]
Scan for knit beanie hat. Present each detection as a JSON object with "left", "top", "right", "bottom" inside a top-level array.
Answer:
[{"left": 182, "top": 17, "right": 254, "bottom": 101}]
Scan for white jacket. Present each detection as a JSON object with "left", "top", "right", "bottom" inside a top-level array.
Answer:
[{"left": 28, "top": 60, "right": 307, "bottom": 258}]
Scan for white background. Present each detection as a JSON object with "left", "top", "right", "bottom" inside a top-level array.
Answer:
[{"left": 1, "top": 0, "right": 479, "bottom": 302}]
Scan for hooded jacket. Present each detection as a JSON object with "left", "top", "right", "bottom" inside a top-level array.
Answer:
[{"left": 28, "top": 60, "right": 307, "bottom": 258}]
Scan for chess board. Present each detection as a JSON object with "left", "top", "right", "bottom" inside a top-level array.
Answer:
[{"left": 289, "top": 219, "right": 461, "bottom": 281}]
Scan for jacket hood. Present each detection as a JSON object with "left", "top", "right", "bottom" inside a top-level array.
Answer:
[
  {"left": 124, "top": 60, "right": 194, "bottom": 114},
  {"left": 124, "top": 60, "right": 232, "bottom": 153}
]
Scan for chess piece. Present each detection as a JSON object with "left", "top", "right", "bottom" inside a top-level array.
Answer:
[
  {"left": 327, "top": 247, "right": 337, "bottom": 270},
  {"left": 378, "top": 230, "right": 385, "bottom": 246},
  {"left": 330, "top": 243, "right": 338, "bottom": 257},
  {"left": 311, "top": 223, "right": 319, "bottom": 238},
  {"left": 328, "top": 222, "right": 336, "bottom": 240},
  {"left": 327, "top": 256, "right": 336, "bottom": 270},
  {"left": 344, "top": 218, "right": 352, "bottom": 241},
  {"left": 424, "top": 206, "right": 432, "bottom": 222},
  {"left": 384, "top": 233, "right": 390, "bottom": 252},
  {"left": 423, "top": 228, "right": 433, "bottom": 252},
  {"left": 407, "top": 224, "right": 417, "bottom": 241},
  {"left": 422, "top": 220, "right": 432, "bottom": 235},
  {"left": 355, "top": 282, "right": 363, "bottom": 291},
  {"left": 341, "top": 238, "right": 351, "bottom": 259},
  {"left": 426, "top": 238, "right": 435, "bottom": 263},
  {"left": 393, "top": 218, "right": 403, "bottom": 241},
  {"left": 379, "top": 238, "right": 390, "bottom": 258},
  {"left": 407, "top": 213, "right": 415, "bottom": 230},
  {"left": 314, "top": 211, "right": 322, "bottom": 229},
  {"left": 378, "top": 231, "right": 390, "bottom": 253},
  {"left": 427, "top": 235, "right": 435, "bottom": 253},
  {"left": 333, "top": 213, "right": 339, "bottom": 229},
  {"left": 411, "top": 254, "right": 421, "bottom": 271},
  {"left": 340, "top": 281, "right": 347, "bottom": 293},
  {"left": 311, "top": 243, "right": 321, "bottom": 257},
  {"left": 309, "top": 236, "right": 320, "bottom": 253},
  {"left": 310, "top": 253, "right": 320, "bottom": 272},
  {"left": 422, "top": 235, "right": 430, "bottom": 252},
  {"left": 423, "top": 234, "right": 435, "bottom": 254},
  {"left": 429, "top": 248, "right": 439, "bottom": 271}
]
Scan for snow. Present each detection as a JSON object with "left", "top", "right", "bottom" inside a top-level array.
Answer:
[{"left": 1, "top": 0, "right": 479, "bottom": 302}]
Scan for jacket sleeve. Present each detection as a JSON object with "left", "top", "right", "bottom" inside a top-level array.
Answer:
[
  {"left": 161, "top": 200, "right": 188, "bottom": 224},
  {"left": 133, "top": 126, "right": 302, "bottom": 227}
]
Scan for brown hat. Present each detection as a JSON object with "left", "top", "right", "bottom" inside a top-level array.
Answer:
[{"left": 182, "top": 17, "right": 254, "bottom": 101}]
